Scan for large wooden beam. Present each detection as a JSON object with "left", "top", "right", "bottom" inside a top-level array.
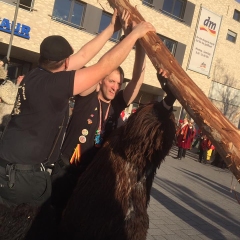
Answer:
[{"left": 107, "top": 0, "right": 240, "bottom": 182}]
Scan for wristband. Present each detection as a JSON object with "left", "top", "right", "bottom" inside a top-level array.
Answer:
[{"left": 164, "top": 93, "right": 176, "bottom": 107}]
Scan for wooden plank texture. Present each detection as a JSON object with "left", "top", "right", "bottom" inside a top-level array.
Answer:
[{"left": 107, "top": 0, "right": 240, "bottom": 182}]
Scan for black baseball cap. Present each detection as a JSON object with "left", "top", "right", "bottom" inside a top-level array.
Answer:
[{"left": 40, "top": 35, "right": 74, "bottom": 61}]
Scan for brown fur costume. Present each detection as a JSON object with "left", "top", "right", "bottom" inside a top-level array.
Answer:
[
  {"left": 0, "top": 204, "right": 38, "bottom": 240},
  {"left": 0, "top": 203, "right": 58, "bottom": 240},
  {"left": 0, "top": 101, "right": 175, "bottom": 240},
  {"left": 60, "top": 101, "right": 176, "bottom": 240}
]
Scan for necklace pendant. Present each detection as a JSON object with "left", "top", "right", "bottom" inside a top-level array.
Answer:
[{"left": 94, "top": 129, "right": 103, "bottom": 147}]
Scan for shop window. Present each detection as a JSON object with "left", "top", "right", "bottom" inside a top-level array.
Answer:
[
  {"left": 52, "top": 0, "right": 86, "bottom": 29},
  {"left": 226, "top": 30, "right": 237, "bottom": 43},
  {"left": 98, "top": 12, "right": 120, "bottom": 42},
  {"left": 142, "top": 0, "right": 154, "bottom": 8},
  {"left": 158, "top": 34, "right": 177, "bottom": 55},
  {"left": 162, "top": 0, "right": 186, "bottom": 21},
  {"left": 233, "top": 9, "right": 240, "bottom": 22}
]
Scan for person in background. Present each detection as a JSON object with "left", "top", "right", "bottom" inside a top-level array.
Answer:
[
  {"left": 181, "top": 119, "right": 196, "bottom": 158},
  {"left": 175, "top": 118, "right": 189, "bottom": 160},
  {"left": 198, "top": 134, "right": 211, "bottom": 163},
  {"left": 192, "top": 128, "right": 202, "bottom": 149},
  {"left": 174, "top": 119, "right": 183, "bottom": 144},
  {"left": 206, "top": 142, "right": 215, "bottom": 162}
]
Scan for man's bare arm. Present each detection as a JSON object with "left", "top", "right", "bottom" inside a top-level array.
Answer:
[
  {"left": 79, "top": 82, "right": 98, "bottom": 96},
  {"left": 67, "top": 9, "right": 121, "bottom": 71},
  {"left": 123, "top": 41, "right": 146, "bottom": 105},
  {"left": 73, "top": 21, "right": 156, "bottom": 95}
]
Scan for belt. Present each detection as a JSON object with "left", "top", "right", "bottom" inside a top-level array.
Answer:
[
  {"left": 0, "top": 157, "right": 46, "bottom": 188},
  {"left": 0, "top": 157, "right": 44, "bottom": 172},
  {"left": 58, "top": 154, "right": 71, "bottom": 168}
]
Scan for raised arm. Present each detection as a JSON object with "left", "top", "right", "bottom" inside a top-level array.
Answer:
[
  {"left": 123, "top": 48, "right": 170, "bottom": 106},
  {"left": 122, "top": 41, "right": 146, "bottom": 105},
  {"left": 113, "top": 10, "right": 146, "bottom": 105},
  {"left": 73, "top": 21, "right": 156, "bottom": 95},
  {"left": 67, "top": 9, "right": 121, "bottom": 71}
]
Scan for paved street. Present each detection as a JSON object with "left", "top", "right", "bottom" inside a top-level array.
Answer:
[{"left": 147, "top": 146, "right": 240, "bottom": 240}]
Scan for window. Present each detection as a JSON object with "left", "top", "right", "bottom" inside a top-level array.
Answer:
[
  {"left": 157, "top": 34, "right": 177, "bottom": 55},
  {"left": 162, "top": 0, "right": 186, "bottom": 21},
  {"left": 142, "top": 0, "right": 153, "bottom": 8},
  {"left": 98, "top": 12, "right": 120, "bottom": 41},
  {"left": 52, "top": 0, "right": 86, "bottom": 29},
  {"left": 226, "top": 30, "right": 237, "bottom": 43},
  {"left": 2, "top": 0, "right": 35, "bottom": 11},
  {"left": 233, "top": 9, "right": 240, "bottom": 22},
  {"left": 19, "top": 0, "right": 34, "bottom": 10}
]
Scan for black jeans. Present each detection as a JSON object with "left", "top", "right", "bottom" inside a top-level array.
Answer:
[
  {"left": 0, "top": 163, "right": 51, "bottom": 207},
  {"left": 177, "top": 147, "right": 183, "bottom": 159},
  {"left": 199, "top": 149, "right": 207, "bottom": 163}
]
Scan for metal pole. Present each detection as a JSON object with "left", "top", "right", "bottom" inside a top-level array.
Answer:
[{"left": 4, "top": 0, "right": 20, "bottom": 70}]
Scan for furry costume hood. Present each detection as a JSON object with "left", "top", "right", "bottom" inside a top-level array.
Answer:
[
  {"left": 0, "top": 80, "right": 18, "bottom": 105},
  {"left": 0, "top": 65, "right": 7, "bottom": 80},
  {"left": 0, "top": 79, "right": 18, "bottom": 126}
]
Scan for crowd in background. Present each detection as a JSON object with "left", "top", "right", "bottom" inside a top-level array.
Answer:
[
  {"left": 173, "top": 116, "right": 226, "bottom": 169},
  {"left": 174, "top": 117, "right": 211, "bottom": 162}
]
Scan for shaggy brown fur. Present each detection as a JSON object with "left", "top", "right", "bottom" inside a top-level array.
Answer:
[
  {"left": 0, "top": 204, "right": 38, "bottom": 240},
  {"left": 0, "top": 203, "right": 57, "bottom": 240},
  {"left": 0, "top": 101, "right": 175, "bottom": 240},
  {"left": 60, "top": 101, "right": 176, "bottom": 240}
]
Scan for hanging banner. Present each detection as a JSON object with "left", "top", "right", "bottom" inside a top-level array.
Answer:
[{"left": 188, "top": 7, "right": 222, "bottom": 76}]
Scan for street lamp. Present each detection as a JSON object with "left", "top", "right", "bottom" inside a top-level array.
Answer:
[{"left": 4, "top": 0, "right": 20, "bottom": 70}]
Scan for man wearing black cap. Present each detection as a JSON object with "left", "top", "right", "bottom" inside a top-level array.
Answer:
[{"left": 0, "top": 9, "right": 156, "bottom": 207}]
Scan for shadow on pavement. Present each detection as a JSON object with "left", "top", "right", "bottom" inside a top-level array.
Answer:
[
  {"left": 151, "top": 176, "right": 240, "bottom": 239},
  {"left": 173, "top": 167, "right": 239, "bottom": 202}
]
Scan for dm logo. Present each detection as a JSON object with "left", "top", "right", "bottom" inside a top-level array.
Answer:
[
  {"left": 200, "top": 62, "right": 206, "bottom": 69},
  {"left": 200, "top": 17, "right": 216, "bottom": 36}
]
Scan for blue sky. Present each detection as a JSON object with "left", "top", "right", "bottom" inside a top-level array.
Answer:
[{"left": 236, "top": 0, "right": 240, "bottom": 3}]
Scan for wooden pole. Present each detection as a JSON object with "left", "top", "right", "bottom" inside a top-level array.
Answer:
[{"left": 107, "top": 0, "right": 240, "bottom": 182}]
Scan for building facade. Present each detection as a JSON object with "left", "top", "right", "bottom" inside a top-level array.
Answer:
[{"left": 0, "top": 0, "right": 240, "bottom": 124}]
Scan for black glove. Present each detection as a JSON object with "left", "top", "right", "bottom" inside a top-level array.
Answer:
[
  {"left": 157, "top": 73, "right": 176, "bottom": 107},
  {"left": 1, "top": 56, "right": 9, "bottom": 65}
]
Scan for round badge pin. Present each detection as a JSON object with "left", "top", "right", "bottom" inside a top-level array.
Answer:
[
  {"left": 79, "top": 135, "right": 86, "bottom": 143},
  {"left": 82, "top": 129, "right": 88, "bottom": 136}
]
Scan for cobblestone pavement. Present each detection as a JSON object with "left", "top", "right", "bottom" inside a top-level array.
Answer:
[{"left": 147, "top": 146, "right": 240, "bottom": 240}]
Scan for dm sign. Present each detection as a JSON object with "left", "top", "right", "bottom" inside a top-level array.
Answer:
[
  {"left": 187, "top": 7, "right": 222, "bottom": 76},
  {"left": 0, "top": 18, "right": 31, "bottom": 39}
]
